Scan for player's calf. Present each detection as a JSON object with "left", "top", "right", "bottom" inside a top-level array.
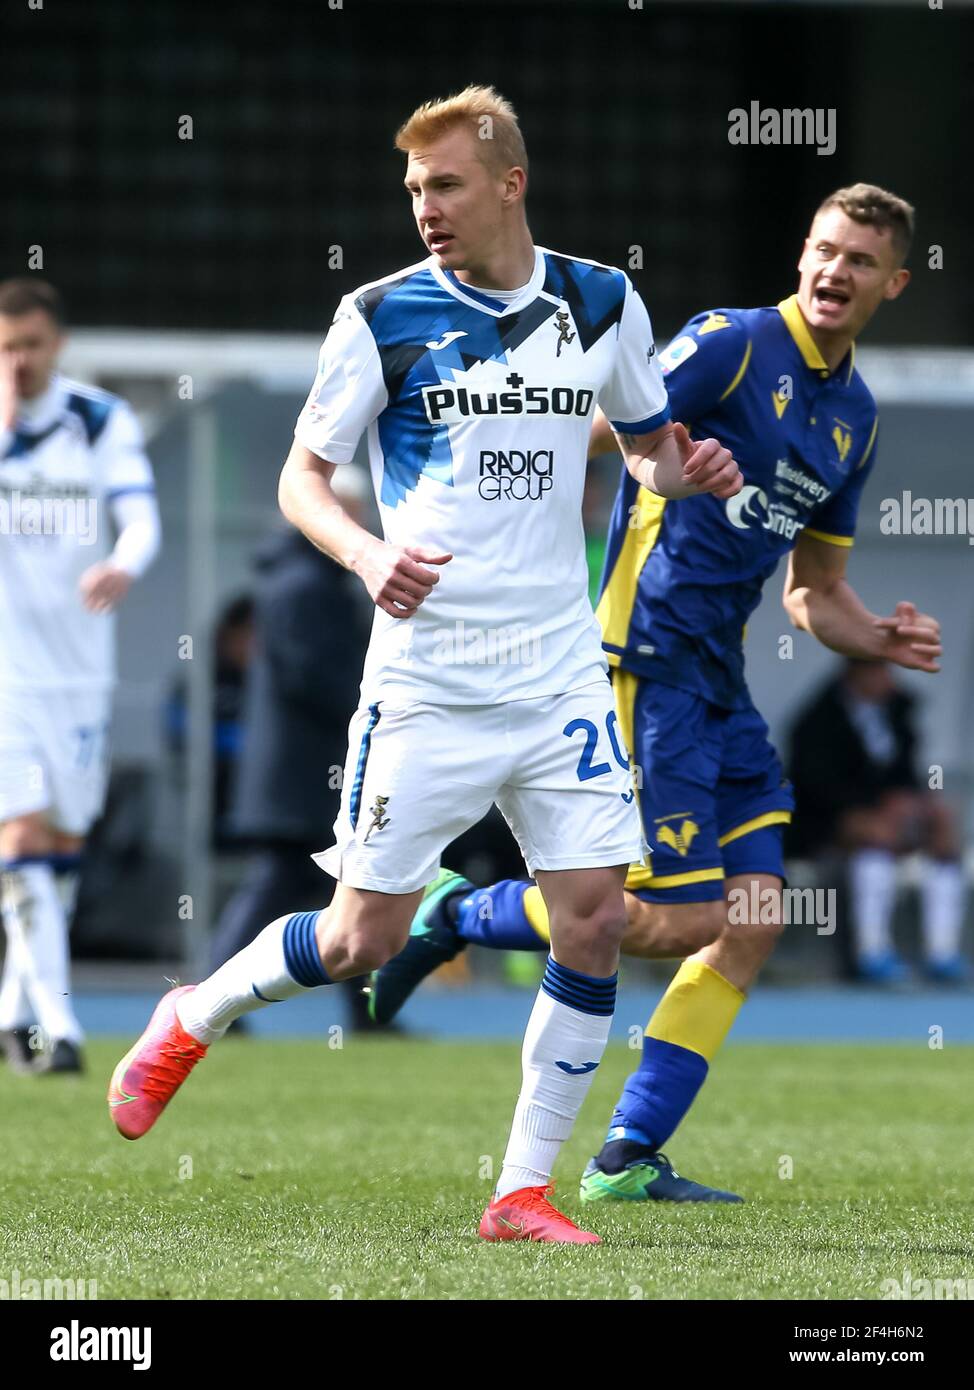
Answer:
[
  {"left": 621, "top": 896, "right": 724, "bottom": 960},
  {"left": 314, "top": 882, "right": 421, "bottom": 978},
  {"left": 700, "top": 874, "right": 787, "bottom": 990}
]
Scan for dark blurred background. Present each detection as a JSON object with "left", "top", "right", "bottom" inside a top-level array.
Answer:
[{"left": 2, "top": 0, "right": 972, "bottom": 341}]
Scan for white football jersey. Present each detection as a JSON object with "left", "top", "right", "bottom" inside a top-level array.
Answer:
[
  {"left": 294, "top": 246, "right": 670, "bottom": 705},
  {"left": 0, "top": 374, "right": 156, "bottom": 690}
]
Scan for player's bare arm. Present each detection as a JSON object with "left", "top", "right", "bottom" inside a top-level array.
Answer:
[
  {"left": 783, "top": 531, "right": 941, "bottom": 672},
  {"left": 79, "top": 482, "right": 162, "bottom": 613},
  {"left": 0, "top": 350, "right": 20, "bottom": 431},
  {"left": 0, "top": 355, "right": 16, "bottom": 425},
  {"left": 587, "top": 406, "right": 617, "bottom": 459},
  {"left": 614, "top": 418, "right": 742, "bottom": 500},
  {"left": 278, "top": 439, "right": 452, "bottom": 620}
]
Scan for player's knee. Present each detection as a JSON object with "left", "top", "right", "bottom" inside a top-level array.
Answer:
[
  {"left": 666, "top": 900, "right": 724, "bottom": 955},
  {"left": 557, "top": 897, "right": 627, "bottom": 958}
]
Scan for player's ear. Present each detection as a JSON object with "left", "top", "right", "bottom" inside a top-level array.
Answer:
[
  {"left": 503, "top": 166, "right": 527, "bottom": 204},
  {"left": 884, "top": 268, "right": 910, "bottom": 301}
]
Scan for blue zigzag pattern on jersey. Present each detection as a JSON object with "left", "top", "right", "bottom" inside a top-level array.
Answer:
[
  {"left": 1, "top": 420, "right": 62, "bottom": 458},
  {"left": 355, "top": 269, "right": 560, "bottom": 507},
  {"left": 541, "top": 253, "right": 626, "bottom": 352},
  {"left": 66, "top": 392, "right": 113, "bottom": 445}
]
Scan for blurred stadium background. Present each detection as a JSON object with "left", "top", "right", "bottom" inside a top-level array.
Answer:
[{"left": 3, "top": 0, "right": 973, "bottom": 1031}]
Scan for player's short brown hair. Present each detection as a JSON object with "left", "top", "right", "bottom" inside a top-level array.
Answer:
[
  {"left": 0, "top": 277, "right": 65, "bottom": 326},
  {"left": 815, "top": 183, "right": 915, "bottom": 265},
  {"left": 395, "top": 84, "right": 528, "bottom": 180}
]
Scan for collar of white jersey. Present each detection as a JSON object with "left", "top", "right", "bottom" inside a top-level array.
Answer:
[
  {"left": 429, "top": 246, "right": 547, "bottom": 316},
  {"left": 17, "top": 373, "right": 67, "bottom": 431}
]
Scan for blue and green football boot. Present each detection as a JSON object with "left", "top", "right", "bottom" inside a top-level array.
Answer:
[
  {"left": 368, "top": 868, "right": 471, "bottom": 1025},
  {"left": 579, "top": 1130, "right": 743, "bottom": 1204}
]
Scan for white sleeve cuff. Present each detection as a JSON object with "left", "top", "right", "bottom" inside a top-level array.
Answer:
[{"left": 107, "top": 488, "right": 162, "bottom": 578}]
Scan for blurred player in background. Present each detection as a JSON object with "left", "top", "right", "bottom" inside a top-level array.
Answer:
[
  {"left": 787, "top": 657, "right": 967, "bottom": 983},
  {"left": 372, "top": 184, "right": 943, "bottom": 1203},
  {"left": 107, "top": 85, "right": 741, "bottom": 1243},
  {"left": 0, "top": 278, "right": 160, "bottom": 1074}
]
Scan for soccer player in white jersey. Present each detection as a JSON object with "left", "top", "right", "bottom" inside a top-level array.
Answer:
[
  {"left": 0, "top": 279, "right": 161, "bottom": 1074},
  {"left": 108, "top": 86, "right": 740, "bottom": 1244}
]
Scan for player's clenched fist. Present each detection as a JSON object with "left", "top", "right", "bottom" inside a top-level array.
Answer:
[
  {"left": 356, "top": 539, "right": 452, "bottom": 619},
  {"left": 673, "top": 421, "right": 743, "bottom": 499},
  {"left": 873, "top": 600, "right": 942, "bottom": 673}
]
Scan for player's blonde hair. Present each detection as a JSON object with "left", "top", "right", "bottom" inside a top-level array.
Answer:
[
  {"left": 395, "top": 85, "right": 529, "bottom": 179},
  {"left": 815, "top": 183, "right": 915, "bottom": 265}
]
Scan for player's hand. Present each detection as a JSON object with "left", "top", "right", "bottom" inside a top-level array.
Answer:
[
  {"left": 674, "top": 423, "right": 742, "bottom": 499},
  {"left": 79, "top": 563, "right": 133, "bottom": 614},
  {"left": 873, "top": 601, "right": 941, "bottom": 673},
  {"left": 0, "top": 352, "right": 20, "bottom": 432},
  {"left": 356, "top": 539, "right": 452, "bottom": 619}
]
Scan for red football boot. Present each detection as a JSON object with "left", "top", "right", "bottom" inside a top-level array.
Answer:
[
  {"left": 479, "top": 1183, "right": 601, "bottom": 1244},
  {"left": 108, "top": 985, "right": 208, "bottom": 1139}
]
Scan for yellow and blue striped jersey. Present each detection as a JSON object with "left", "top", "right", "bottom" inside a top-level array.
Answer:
[{"left": 597, "top": 295, "right": 879, "bottom": 709}]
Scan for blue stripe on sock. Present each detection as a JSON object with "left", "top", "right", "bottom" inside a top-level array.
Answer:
[
  {"left": 282, "top": 910, "right": 330, "bottom": 988},
  {"left": 0, "top": 854, "right": 79, "bottom": 871},
  {"left": 544, "top": 987, "right": 612, "bottom": 1016},
  {"left": 50, "top": 853, "right": 83, "bottom": 873},
  {"left": 252, "top": 983, "right": 281, "bottom": 1003},
  {"left": 543, "top": 983, "right": 615, "bottom": 1016},
  {"left": 543, "top": 957, "right": 617, "bottom": 1000},
  {"left": 542, "top": 956, "right": 617, "bottom": 1016},
  {"left": 542, "top": 976, "right": 615, "bottom": 1007}
]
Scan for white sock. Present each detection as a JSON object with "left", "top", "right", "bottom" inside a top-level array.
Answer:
[
  {"left": 0, "top": 862, "right": 84, "bottom": 1045},
  {"left": 0, "top": 911, "right": 34, "bottom": 1031},
  {"left": 495, "top": 956, "right": 616, "bottom": 1200},
  {"left": 920, "top": 860, "right": 966, "bottom": 963},
  {"left": 54, "top": 863, "right": 81, "bottom": 925},
  {"left": 849, "top": 849, "right": 898, "bottom": 961},
  {"left": 177, "top": 910, "right": 330, "bottom": 1044}
]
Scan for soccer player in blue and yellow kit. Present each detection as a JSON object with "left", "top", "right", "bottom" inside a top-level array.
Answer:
[{"left": 371, "top": 183, "right": 943, "bottom": 1203}]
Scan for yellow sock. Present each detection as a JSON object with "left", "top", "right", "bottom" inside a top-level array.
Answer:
[
  {"left": 522, "top": 885, "right": 550, "bottom": 943},
  {"left": 646, "top": 959, "right": 744, "bottom": 1063}
]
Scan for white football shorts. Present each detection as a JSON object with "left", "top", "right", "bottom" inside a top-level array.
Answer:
[
  {"left": 0, "top": 686, "right": 113, "bottom": 836},
  {"left": 315, "top": 679, "right": 647, "bottom": 893}
]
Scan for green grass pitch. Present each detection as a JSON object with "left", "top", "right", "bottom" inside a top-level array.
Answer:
[{"left": 1, "top": 1038, "right": 970, "bottom": 1300}]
